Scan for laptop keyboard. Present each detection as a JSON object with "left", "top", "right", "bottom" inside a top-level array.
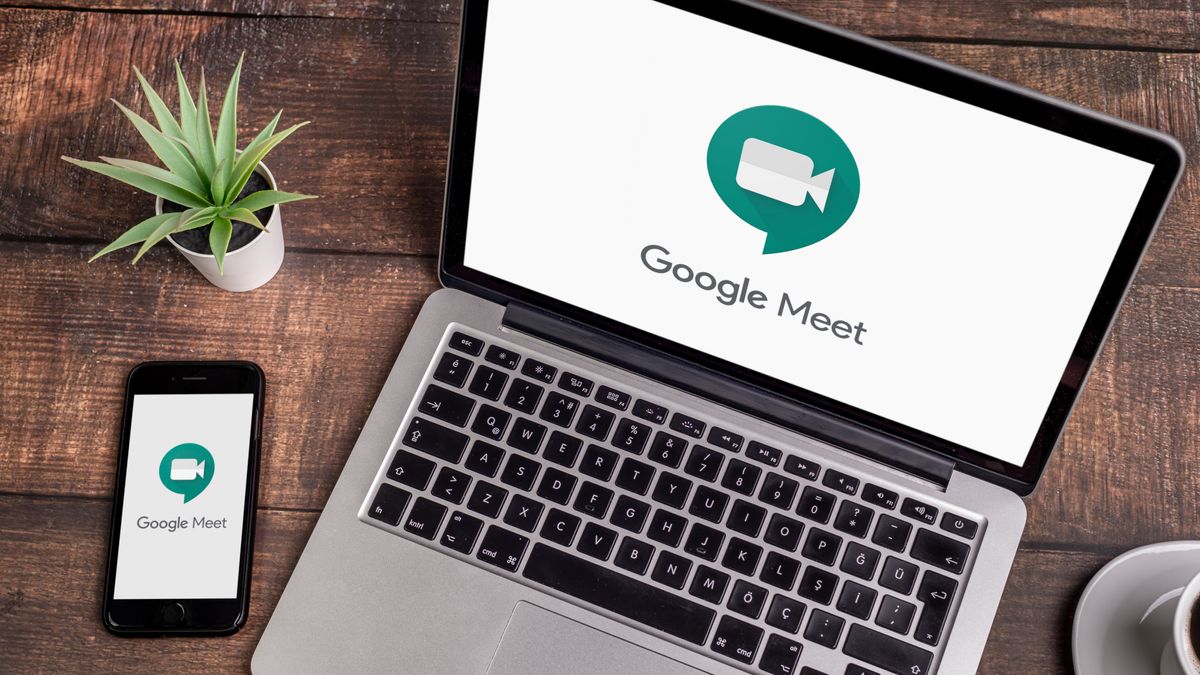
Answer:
[{"left": 360, "top": 325, "right": 984, "bottom": 675}]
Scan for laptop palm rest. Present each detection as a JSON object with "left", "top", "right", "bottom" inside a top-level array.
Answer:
[{"left": 486, "top": 602, "right": 703, "bottom": 675}]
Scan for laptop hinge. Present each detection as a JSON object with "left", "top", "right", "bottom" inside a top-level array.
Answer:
[{"left": 502, "top": 302, "right": 955, "bottom": 488}]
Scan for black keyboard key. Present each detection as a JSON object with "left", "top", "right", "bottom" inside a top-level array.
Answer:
[
  {"left": 901, "top": 498, "right": 938, "bottom": 525},
  {"left": 871, "top": 515, "right": 912, "bottom": 552},
  {"left": 652, "top": 472, "right": 693, "bottom": 509},
  {"left": 759, "top": 635, "right": 803, "bottom": 675},
  {"left": 610, "top": 495, "right": 651, "bottom": 532},
  {"left": 558, "top": 371, "right": 593, "bottom": 397},
  {"left": 684, "top": 445, "right": 725, "bottom": 482},
  {"left": 543, "top": 431, "right": 582, "bottom": 467},
  {"left": 797, "top": 567, "right": 839, "bottom": 605},
  {"left": 580, "top": 444, "right": 619, "bottom": 481},
  {"left": 631, "top": 399, "right": 668, "bottom": 425},
  {"left": 503, "top": 378, "right": 544, "bottom": 415},
  {"left": 690, "top": 485, "right": 730, "bottom": 524},
  {"left": 506, "top": 417, "right": 546, "bottom": 454},
  {"left": 940, "top": 511, "right": 980, "bottom": 540},
  {"left": 722, "top": 458, "right": 762, "bottom": 496},
  {"left": 669, "top": 412, "right": 705, "bottom": 439},
  {"left": 471, "top": 404, "right": 511, "bottom": 441},
  {"left": 524, "top": 544, "right": 715, "bottom": 644},
  {"left": 758, "top": 472, "right": 799, "bottom": 510},
  {"left": 764, "top": 513, "right": 804, "bottom": 552},
  {"left": 876, "top": 594, "right": 917, "bottom": 634},
  {"left": 467, "top": 481, "right": 508, "bottom": 519},
  {"left": 468, "top": 365, "right": 508, "bottom": 401},
  {"left": 573, "top": 481, "right": 614, "bottom": 518},
  {"left": 404, "top": 497, "right": 447, "bottom": 540},
  {"left": 403, "top": 417, "right": 469, "bottom": 463},
  {"left": 431, "top": 466, "right": 472, "bottom": 504},
  {"left": 410, "top": 384, "right": 466, "bottom": 427},
  {"left": 706, "top": 426, "right": 744, "bottom": 453},
  {"left": 652, "top": 551, "right": 693, "bottom": 590},
  {"left": 503, "top": 494, "right": 544, "bottom": 533},
  {"left": 577, "top": 522, "right": 618, "bottom": 561},
  {"left": 595, "top": 385, "right": 631, "bottom": 410},
  {"left": 746, "top": 441, "right": 782, "bottom": 466},
  {"left": 912, "top": 528, "right": 970, "bottom": 574},
  {"left": 465, "top": 440, "right": 505, "bottom": 478},
  {"left": 802, "top": 528, "right": 843, "bottom": 566},
  {"left": 797, "top": 486, "right": 836, "bottom": 524},
  {"left": 710, "top": 615, "right": 763, "bottom": 664},
  {"left": 615, "top": 458, "right": 656, "bottom": 495},
  {"left": 647, "top": 509, "right": 688, "bottom": 547},
  {"left": 540, "top": 508, "right": 580, "bottom": 546},
  {"left": 840, "top": 541, "right": 881, "bottom": 580},
  {"left": 499, "top": 454, "right": 541, "bottom": 491},
  {"left": 575, "top": 405, "right": 615, "bottom": 441},
  {"left": 432, "top": 352, "right": 472, "bottom": 388},
  {"left": 837, "top": 580, "right": 878, "bottom": 620},
  {"left": 862, "top": 483, "right": 898, "bottom": 510},
  {"left": 845, "top": 666, "right": 878, "bottom": 675},
  {"left": 727, "top": 579, "right": 768, "bottom": 619},
  {"left": 521, "top": 358, "right": 557, "bottom": 384},
  {"left": 648, "top": 431, "right": 688, "bottom": 468},
  {"left": 385, "top": 448, "right": 437, "bottom": 490},
  {"left": 915, "top": 570, "right": 958, "bottom": 646},
  {"left": 611, "top": 418, "right": 651, "bottom": 454},
  {"left": 721, "top": 537, "right": 762, "bottom": 576},
  {"left": 727, "top": 499, "right": 766, "bottom": 537},
  {"left": 880, "top": 556, "right": 918, "bottom": 594},
  {"left": 485, "top": 344, "right": 520, "bottom": 370},
  {"left": 476, "top": 525, "right": 528, "bottom": 572},
  {"left": 540, "top": 391, "right": 580, "bottom": 428},
  {"left": 440, "top": 511, "right": 483, "bottom": 554},
  {"left": 448, "top": 331, "right": 483, "bottom": 356},
  {"left": 684, "top": 523, "right": 725, "bottom": 561},
  {"left": 766, "top": 595, "right": 806, "bottom": 634},
  {"left": 367, "top": 483, "right": 410, "bottom": 526},
  {"left": 614, "top": 537, "right": 655, "bottom": 575},
  {"left": 804, "top": 609, "right": 844, "bottom": 648},
  {"left": 783, "top": 454, "right": 820, "bottom": 481},
  {"left": 759, "top": 551, "right": 801, "bottom": 590},
  {"left": 689, "top": 564, "right": 730, "bottom": 604},
  {"left": 536, "top": 467, "right": 577, "bottom": 505},
  {"left": 843, "top": 624, "right": 933, "bottom": 675},
  {"left": 822, "top": 469, "right": 859, "bottom": 496},
  {"left": 834, "top": 502, "right": 875, "bottom": 538}
]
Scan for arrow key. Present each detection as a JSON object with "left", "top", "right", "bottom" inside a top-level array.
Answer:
[{"left": 757, "top": 633, "right": 802, "bottom": 674}]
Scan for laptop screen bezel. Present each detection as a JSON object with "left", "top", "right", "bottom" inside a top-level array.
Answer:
[{"left": 438, "top": 0, "right": 1184, "bottom": 494}]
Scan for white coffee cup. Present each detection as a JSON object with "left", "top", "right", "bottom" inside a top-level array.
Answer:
[{"left": 1161, "top": 569, "right": 1200, "bottom": 675}]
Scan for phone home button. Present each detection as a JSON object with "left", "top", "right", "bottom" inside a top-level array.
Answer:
[{"left": 160, "top": 602, "right": 186, "bottom": 626}]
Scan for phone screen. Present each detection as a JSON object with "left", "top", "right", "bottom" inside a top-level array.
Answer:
[{"left": 112, "top": 393, "right": 255, "bottom": 600}]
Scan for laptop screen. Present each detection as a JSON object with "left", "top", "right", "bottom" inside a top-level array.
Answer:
[{"left": 459, "top": 0, "right": 1157, "bottom": 468}]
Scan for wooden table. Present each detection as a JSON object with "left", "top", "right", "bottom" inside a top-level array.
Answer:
[{"left": 1, "top": 1, "right": 1197, "bottom": 672}]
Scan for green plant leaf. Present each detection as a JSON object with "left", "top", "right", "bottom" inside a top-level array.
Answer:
[
  {"left": 209, "top": 217, "right": 233, "bottom": 275},
  {"left": 231, "top": 189, "right": 316, "bottom": 213},
  {"left": 224, "top": 110, "right": 281, "bottom": 200},
  {"left": 227, "top": 121, "right": 309, "bottom": 201},
  {"left": 223, "top": 207, "right": 264, "bottom": 230},
  {"left": 63, "top": 157, "right": 210, "bottom": 208},
  {"left": 215, "top": 54, "right": 243, "bottom": 183},
  {"left": 111, "top": 100, "right": 205, "bottom": 189},
  {"left": 174, "top": 213, "right": 218, "bottom": 233},
  {"left": 132, "top": 208, "right": 194, "bottom": 263},
  {"left": 100, "top": 156, "right": 206, "bottom": 196},
  {"left": 88, "top": 212, "right": 179, "bottom": 261},
  {"left": 193, "top": 70, "right": 218, "bottom": 182},
  {"left": 210, "top": 158, "right": 229, "bottom": 205},
  {"left": 175, "top": 61, "right": 198, "bottom": 148},
  {"left": 134, "top": 66, "right": 186, "bottom": 141}
]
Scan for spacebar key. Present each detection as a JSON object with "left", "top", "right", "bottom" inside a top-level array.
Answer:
[
  {"left": 844, "top": 624, "right": 934, "bottom": 675},
  {"left": 523, "top": 543, "right": 716, "bottom": 645}
]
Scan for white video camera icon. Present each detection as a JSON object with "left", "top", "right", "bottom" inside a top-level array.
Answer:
[
  {"left": 736, "top": 138, "right": 835, "bottom": 211},
  {"left": 170, "top": 458, "right": 206, "bottom": 481}
]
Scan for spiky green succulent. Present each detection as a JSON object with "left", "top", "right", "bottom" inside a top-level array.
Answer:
[{"left": 63, "top": 55, "right": 315, "bottom": 273}]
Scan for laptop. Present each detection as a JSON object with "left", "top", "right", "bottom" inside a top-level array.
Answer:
[{"left": 253, "top": 1, "right": 1183, "bottom": 673}]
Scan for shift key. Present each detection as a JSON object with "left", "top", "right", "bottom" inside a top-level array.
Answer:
[
  {"left": 843, "top": 624, "right": 933, "bottom": 675},
  {"left": 403, "top": 416, "right": 469, "bottom": 463}
]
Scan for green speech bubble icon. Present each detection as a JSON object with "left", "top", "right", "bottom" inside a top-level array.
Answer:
[
  {"left": 158, "top": 442, "right": 215, "bottom": 504},
  {"left": 707, "top": 105, "right": 860, "bottom": 254}
]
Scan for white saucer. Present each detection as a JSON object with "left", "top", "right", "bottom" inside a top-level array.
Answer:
[{"left": 1073, "top": 541, "right": 1200, "bottom": 674}]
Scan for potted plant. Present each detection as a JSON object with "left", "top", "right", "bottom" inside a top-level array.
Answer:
[{"left": 63, "top": 56, "right": 315, "bottom": 292}]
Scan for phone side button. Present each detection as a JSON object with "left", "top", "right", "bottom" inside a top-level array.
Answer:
[
  {"left": 161, "top": 602, "right": 186, "bottom": 626},
  {"left": 368, "top": 484, "right": 412, "bottom": 527}
]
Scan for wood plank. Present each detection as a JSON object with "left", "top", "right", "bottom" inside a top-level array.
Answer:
[
  {"left": 1, "top": 11, "right": 1196, "bottom": 286},
  {"left": 0, "top": 493, "right": 1115, "bottom": 673}
]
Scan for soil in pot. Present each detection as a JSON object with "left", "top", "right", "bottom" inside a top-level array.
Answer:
[{"left": 164, "top": 170, "right": 276, "bottom": 254}]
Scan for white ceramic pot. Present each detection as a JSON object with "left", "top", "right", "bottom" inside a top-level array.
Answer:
[{"left": 160, "top": 163, "right": 285, "bottom": 292}]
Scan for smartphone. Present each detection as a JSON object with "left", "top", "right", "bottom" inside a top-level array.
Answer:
[{"left": 103, "top": 361, "right": 264, "bottom": 636}]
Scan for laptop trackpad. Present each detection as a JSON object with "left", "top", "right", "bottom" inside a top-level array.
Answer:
[{"left": 486, "top": 602, "right": 704, "bottom": 675}]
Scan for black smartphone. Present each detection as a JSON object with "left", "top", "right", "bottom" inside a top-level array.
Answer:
[{"left": 102, "top": 361, "right": 264, "bottom": 636}]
